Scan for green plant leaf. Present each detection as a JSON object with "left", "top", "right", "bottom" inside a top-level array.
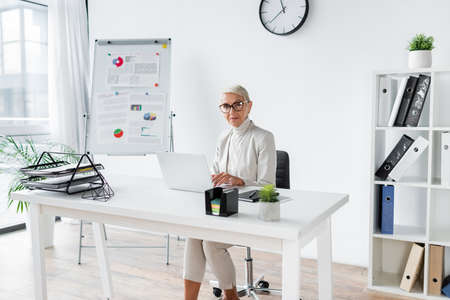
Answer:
[
  {"left": 259, "top": 184, "right": 279, "bottom": 202},
  {"left": 0, "top": 136, "right": 76, "bottom": 213},
  {"left": 408, "top": 33, "right": 435, "bottom": 51}
]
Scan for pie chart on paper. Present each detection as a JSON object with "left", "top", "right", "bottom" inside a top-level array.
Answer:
[
  {"left": 113, "top": 128, "right": 124, "bottom": 138},
  {"left": 144, "top": 112, "right": 157, "bottom": 121},
  {"left": 112, "top": 56, "right": 123, "bottom": 67}
]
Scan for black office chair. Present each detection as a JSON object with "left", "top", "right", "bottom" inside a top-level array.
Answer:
[
  {"left": 211, "top": 150, "right": 290, "bottom": 299},
  {"left": 275, "top": 150, "right": 290, "bottom": 189}
]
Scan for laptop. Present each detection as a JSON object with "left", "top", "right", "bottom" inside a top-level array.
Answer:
[{"left": 156, "top": 152, "right": 213, "bottom": 192}]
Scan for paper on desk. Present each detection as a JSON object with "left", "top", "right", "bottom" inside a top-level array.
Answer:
[
  {"left": 22, "top": 163, "right": 104, "bottom": 177},
  {"left": 23, "top": 172, "right": 99, "bottom": 189}
]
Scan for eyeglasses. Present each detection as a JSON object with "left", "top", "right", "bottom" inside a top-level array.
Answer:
[{"left": 219, "top": 101, "right": 247, "bottom": 113}]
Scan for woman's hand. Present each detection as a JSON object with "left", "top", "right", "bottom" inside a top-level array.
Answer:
[{"left": 211, "top": 172, "right": 245, "bottom": 187}]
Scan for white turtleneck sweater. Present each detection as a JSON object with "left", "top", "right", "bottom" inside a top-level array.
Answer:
[{"left": 212, "top": 118, "right": 276, "bottom": 187}]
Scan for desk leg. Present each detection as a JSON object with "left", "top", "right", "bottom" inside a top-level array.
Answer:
[
  {"left": 93, "top": 222, "right": 113, "bottom": 299},
  {"left": 282, "top": 239, "right": 301, "bottom": 300},
  {"left": 41, "top": 215, "right": 55, "bottom": 249},
  {"left": 317, "top": 218, "right": 333, "bottom": 300},
  {"left": 30, "top": 203, "right": 47, "bottom": 300}
]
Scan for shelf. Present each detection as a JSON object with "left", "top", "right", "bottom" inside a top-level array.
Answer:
[
  {"left": 375, "top": 126, "right": 450, "bottom": 131},
  {"left": 375, "top": 127, "right": 431, "bottom": 131},
  {"left": 369, "top": 285, "right": 424, "bottom": 300},
  {"left": 430, "top": 127, "right": 450, "bottom": 131},
  {"left": 374, "top": 179, "right": 450, "bottom": 190},
  {"left": 371, "top": 271, "right": 424, "bottom": 298},
  {"left": 371, "top": 69, "right": 450, "bottom": 300},
  {"left": 375, "top": 68, "right": 450, "bottom": 76},
  {"left": 426, "top": 294, "right": 449, "bottom": 300},
  {"left": 374, "top": 178, "right": 450, "bottom": 190},
  {"left": 429, "top": 230, "right": 450, "bottom": 246},
  {"left": 373, "top": 225, "right": 426, "bottom": 243},
  {"left": 374, "top": 177, "right": 428, "bottom": 188},
  {"left": 427, "top": 240, "right": 450, "bottom": 248},
  {"left": 429, "top": 178, "right": 450, "bottom": 190}
]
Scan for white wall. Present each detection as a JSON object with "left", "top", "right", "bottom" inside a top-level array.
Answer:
[{"left": 88, "top": 0, "right": 450, "bottom": 267}]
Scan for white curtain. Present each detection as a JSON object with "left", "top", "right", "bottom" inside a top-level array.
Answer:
[{"left": 48, "top": 0, "right": 89, "bottom": 153}]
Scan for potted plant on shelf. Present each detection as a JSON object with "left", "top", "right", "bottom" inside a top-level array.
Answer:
[
  {"left": 258, "top": 184, "right": 280, "bottom": 222},
  {"left": 408, "top": 33, "right": 434, "bottom": 69},
  {"left": 0, "top": 136, "right": 76, "bottom": 247}
]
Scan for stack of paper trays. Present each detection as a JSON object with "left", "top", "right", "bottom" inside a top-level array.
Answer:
[{"left": 20, "top": 161, "right": 105, "bottom": 193}]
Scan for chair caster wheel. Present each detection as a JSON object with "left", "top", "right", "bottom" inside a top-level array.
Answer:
[
  {"left": 257, "top": 280, "right": 269, "bottom": 289},
  {"left": 213, "top": 287, "right": 222, "bottom": 297}
]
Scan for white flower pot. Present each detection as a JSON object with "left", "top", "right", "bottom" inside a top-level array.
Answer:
[
  {"left": 258, "top": 201, "right": 280, "bottom": 222},
  {"left": 25, "top": 212, "right": 55, "bottom": 249},
  {"left": 408, "top": 50, "right": 432, "bottom": 69}
]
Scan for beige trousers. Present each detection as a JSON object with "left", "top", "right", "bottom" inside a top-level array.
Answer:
[{"left": 183, "top": 238, "right": 236, "bottom": 290}]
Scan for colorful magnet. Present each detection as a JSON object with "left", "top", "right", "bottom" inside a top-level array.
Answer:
[
  {"left": 113, "top": 129, "right": 124, "bottom": 138},
  {"left": 112, "top": 56, "right": 124, "bottom": 67},
  {"left": 144, "top": 112, "right": 157, "bottom": 121},
  {"left": 162, "top": 44, "right": 167, "bottom": 48},
  {"left": 131, "top": 104, "right": 142, "bottom": 111},
  {"left": 154, "top": 83, "right": 159, "bottom": 87}
]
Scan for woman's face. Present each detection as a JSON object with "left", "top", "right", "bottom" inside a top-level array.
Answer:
[{"left": 220, "top": 92, "right": 252, "bottom": 128}]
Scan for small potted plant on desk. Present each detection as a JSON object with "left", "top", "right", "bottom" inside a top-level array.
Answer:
[
  {"left": 258, "top": 184, "right": 280, "bottom": 222},
  {"left": 408, "top": 33, "right": 434, "bottom": 69}
]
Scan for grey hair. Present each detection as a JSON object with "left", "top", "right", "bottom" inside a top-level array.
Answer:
[{"left": 222, "top": 85, "right": 251, "bottom": 102}]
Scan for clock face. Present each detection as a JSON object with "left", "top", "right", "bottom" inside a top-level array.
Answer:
[{"left": 259, "top": 0, "right": 309, "bottom": 35}]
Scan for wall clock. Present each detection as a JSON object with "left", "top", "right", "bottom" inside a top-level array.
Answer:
[{"left": 259, "top": 0, "right": 309, "bottom": 35}]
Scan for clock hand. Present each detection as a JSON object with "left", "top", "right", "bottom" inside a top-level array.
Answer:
[
  {"left": 266, "top": 9, "right": 283, "bottom": 25},
  {"left": 280, "top": 0, "right": 286, "bottom": 13}
]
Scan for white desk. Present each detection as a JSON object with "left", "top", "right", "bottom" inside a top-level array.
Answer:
[{"left": 12, "top": 174, "right": 348, "bottom": 300}]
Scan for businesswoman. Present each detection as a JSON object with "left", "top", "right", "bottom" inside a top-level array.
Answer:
[{"left": 183, "top": 85, "right": 276, "bottom": 300}]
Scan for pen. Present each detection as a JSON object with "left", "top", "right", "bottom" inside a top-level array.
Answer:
[{"left": 249, "top": 191, "right": 257, "bottom": 198}]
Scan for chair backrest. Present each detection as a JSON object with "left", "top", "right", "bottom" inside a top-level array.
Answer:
[{"left": 276, "top": 150, "right": 290, "bottom": 189}]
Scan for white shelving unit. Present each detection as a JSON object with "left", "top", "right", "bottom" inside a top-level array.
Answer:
[{"left": 369, "top": 68, "right": 450, "bottom": 299}]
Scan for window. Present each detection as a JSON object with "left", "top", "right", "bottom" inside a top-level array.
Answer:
[
  {"left": 0, "top": 0, "right": 48, "bottom": 135},
  {"left": 0, "top": 0, "right": 48, "bottom": 234}
]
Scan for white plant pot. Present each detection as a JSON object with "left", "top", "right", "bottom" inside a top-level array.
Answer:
[
  {"left": 408, "top": 50, "right": 432, "bottom": 69},
  {"left": 25, "top": 212, "right": 55, "bottom": 249},
  {"left": 258, "top": 201, "right": 280, "bottom": 222}
]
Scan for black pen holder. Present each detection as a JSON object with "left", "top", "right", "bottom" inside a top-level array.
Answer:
[{"left": 205, "top": 187, "right": 238, "bottom": 217}]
